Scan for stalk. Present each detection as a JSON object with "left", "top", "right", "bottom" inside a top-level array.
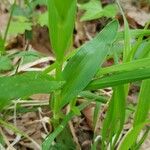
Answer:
[
  {"left": 53, "top": 59, "right": 63, "bottom": 128},
  {"left": 0, "top": 0, "right": 16, "bottom": 55}
]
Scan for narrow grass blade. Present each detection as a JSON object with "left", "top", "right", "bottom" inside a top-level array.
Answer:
[
  {"left": 116, "top": 29, "right": 150, "bottom": 41},
  {"left": 133, "top": 79, "right": 150, "bottom": 126},
  {"left": 102, "top": 86, "right": 125, "bottom": 149},
  {"left": 87, "top": 68, "right": 150, "bottom": 90},
  {"left": 60, "top": 20, "right": 119, "bottom": 108},
  {"left": 118, "top": 121, "right": 150, "bottom": 150},
  {"left": 97, "top": 57, "right": 150, "bottom": 76},
  {"left": 0, "top": 72, "right": 64, "bottom": 109},
  {"left": 79, "top": 91, "right": 107, "bottom": 103},
  {"left": 116, "top": 0, "right": 131, "bottom": 62}
]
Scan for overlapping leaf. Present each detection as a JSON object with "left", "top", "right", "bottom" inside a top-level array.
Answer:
[
  {"left": 87, "top": 68, "right": 150, "bottom": 90},
  {"left": 0, "top": 72, "right": 64, "bottom": 109},
  {"left": 60, "top": 20, "right": 119, "bottom": 108}
]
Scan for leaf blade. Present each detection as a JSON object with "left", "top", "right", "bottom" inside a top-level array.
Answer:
[
  {"left": 60, "top": 20, "right": 119, "bottom": 108},
  {"left": 0, "top": 72, "right": 64, "bottom": 109}
]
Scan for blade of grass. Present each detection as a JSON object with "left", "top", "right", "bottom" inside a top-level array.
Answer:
[
  {"left": 79, "top": 91, "right": 107, "bottom": 103},
  {"left": 0, "top": 0, "right": 16, "bottom": 55},
  {"left": 133, "top": 79, "right": 150, "bottom": 126},
  {"left": 116, "top": 0, "right": 131, "bottom": 62},
  {"left": 97, "top": 57, "right": 150, "bottom": 76},
  {"left": 102, "top": 86, "right": 125, "bottom": 149},
  {"left": 116, "top": 29, "right": 150, "bottom": 41},
  {"left": 117, "top": 120, "right": 150, "bottom": 150},
  {"left": 87, "top": 68, "right": 150, "bottom": 90}
]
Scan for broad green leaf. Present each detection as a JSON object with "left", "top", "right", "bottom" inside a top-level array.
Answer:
[
  {"left": 102, "top": 4, "right": 118, "bottom": 18},
  {"left": 79, "top": 0, "right": 103, "bottom": 21},
  {"left": 38, "top": 11, "right": 48, "bottom": 27},
  {"left": 87, "top": 68, "right": 150, "bottom": 90},
  {"left": 118, "top": 121, "right": 150, "bottom": 150},
  {"left": 0, "top": 72, "right": 64, "bottom": 109},
  {"left": 133, "top": 79, "right": 150, "bottom": 126},
  {"left": 8, "top": 17, "right": 32, "bottom": 37},
  {"left": 48, "top": 0, "right": 77, "bottom": 60},
  {"left": 102, "top": 86, "right": 125, "bottom": 149},
  {"left": 60, "top": 20, "right": 119, "bottom": 108},
  {"left": 0, "top": 56, "right": 13, "bottom": 72},
  {"left": 80, "top": 0, "right": 117, "bottom": 21}
]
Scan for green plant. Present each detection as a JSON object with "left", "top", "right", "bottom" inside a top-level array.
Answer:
[
  {"left": 0, "top": 0, "right": 150, "bottom": 149},
  {"left": 79, "top": 0, "right": 118, "bottom": 21}
]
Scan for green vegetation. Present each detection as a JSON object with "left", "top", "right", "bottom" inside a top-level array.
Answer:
[{"left": 0, "top": 0, "right": 149, "bottom": 149}]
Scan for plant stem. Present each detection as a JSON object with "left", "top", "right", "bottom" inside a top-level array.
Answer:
[
  {"left": 53, "top": 59, "right": 63, "bottom": 127},
  {"left": 1, "top": 0, "right": 16, "bottom": 55}
]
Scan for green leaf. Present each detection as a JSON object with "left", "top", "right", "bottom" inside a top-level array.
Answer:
[
  {"left": 102, "top": 86, "right": 126, "bottom": 149},
  {"left": 117, "top": 0, "right": 131, "bottom": 62},
  {"left": 87, "top": 68, "right": 150, "bottom": 90},
  {"left": 8, "top": 17, "right": 32, "bottom": 37},
  {"left": 133, "top": 79, "right": 150, "bottom": 126},
  {"left": 0, "top": 72, "right": 64, "bottom": 109},
  {"left": 79, "top": 0, "right": 103, "bottom": 21},
  {"left": 60, "top": 20, "right": 119, "bottom": 108},
  {"left": 0, "top": 56, "right": 13, "bottom": 72},
  {"left": 80, "top": 0, "right": 117, "bottom": 21},
  {"left": 118, "top": 121, "right": 150, "bottom": 150},
  {"left": 116, "top": 29, "right": 150, "bottom": 41},
  {"left": 97, "top": 57, "right": 150, "bottom": 76},
  {"left": 38, "top": 11, "right": 48, "bottom": 27},
  {"left": 48, "top": 0, "right": 77, "bottom": 60},
  {"left": 134, "top": 41, "right": 150, "bottom": 59}
]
